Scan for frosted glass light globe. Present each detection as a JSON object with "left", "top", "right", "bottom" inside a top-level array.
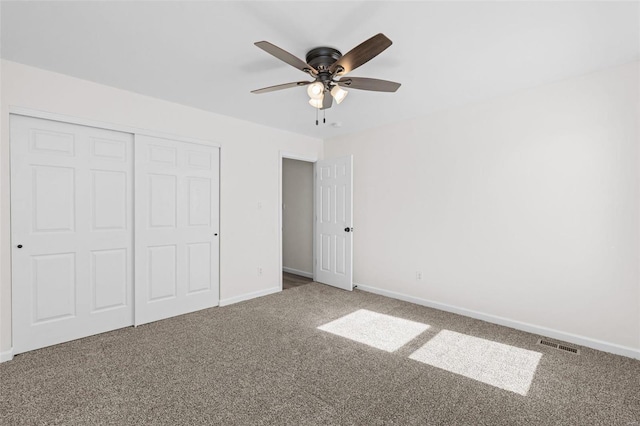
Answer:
[
  {"left": 309, "top": 97, "right": 324, "bottom": 108},
  {"left": 307, "top": 82, "right": 325, "bottom": 100},
  {"left": 331, "top": 85, "right": 348, "bottom": 104}
]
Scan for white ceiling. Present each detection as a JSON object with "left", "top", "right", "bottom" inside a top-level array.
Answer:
[{"left": 2, "top": 1, "right": 638, "bottom": 139}]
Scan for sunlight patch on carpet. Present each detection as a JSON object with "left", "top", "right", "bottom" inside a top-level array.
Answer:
[
  {"left": 317, "top": 309, "right": 430, "bottom": 352},
  {"left": 409, "top": 330, "right": 542, "bottom": 395}
]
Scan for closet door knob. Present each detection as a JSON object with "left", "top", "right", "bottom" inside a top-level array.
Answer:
[{"left": 17, "top": 244, "right": 23, "bottom": 249}]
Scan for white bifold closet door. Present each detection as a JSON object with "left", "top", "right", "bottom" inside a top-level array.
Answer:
[
  {"left": 134, "top": 135, "right": 220, "bottom": 326},
  {"left": 11, "top": 115, "right": 134, "bottom": 354},
  {"left": 11, "top": 116, "right": 220, "bottom": 354}
]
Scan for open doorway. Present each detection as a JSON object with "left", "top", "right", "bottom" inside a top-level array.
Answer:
[
  {"left": 280, "top": 154, "right": 315, "bottom": 290},
  {"left": 279, "top": 152, "right": 354, "bottom": 292}
]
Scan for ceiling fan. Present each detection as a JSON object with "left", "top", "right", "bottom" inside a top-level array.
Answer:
[{"left": 251, "top": 33, "right": 401, "bottom": 111}]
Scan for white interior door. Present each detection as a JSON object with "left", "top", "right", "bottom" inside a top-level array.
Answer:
[
  {"left": 315, "top": 155, "right": 353, "bottom": 290},
  {"left": 11, "top": 115, "right": 134, "bottom": 354},
  {"left": 134, "top": 135, "right": 220, "bottom": 326}
]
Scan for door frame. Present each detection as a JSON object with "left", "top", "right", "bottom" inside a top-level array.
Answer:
[{"left": 278, "top": 151, "right": 318, "bottom": 291}]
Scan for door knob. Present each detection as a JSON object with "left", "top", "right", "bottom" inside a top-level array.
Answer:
[
  {"left": 344, "top": 227, "right": 353, "bottom": 232},
  {"left": 17, "top": 244, "right": 23, "bottom": 249},
  {"left": 214, "top": 233, "right": 218, "bottom": 236}
]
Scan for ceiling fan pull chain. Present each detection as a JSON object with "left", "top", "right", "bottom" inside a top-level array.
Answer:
[
  {"left": 323, "top": 109, "right": 326, "bottom": 124},
  {"left": 315, "top": 107, "right": 319, "bottom": 126}
]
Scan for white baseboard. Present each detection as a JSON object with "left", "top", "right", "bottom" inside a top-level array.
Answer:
[
  {"left": 355, "top": 283, "right": 640, "bottom": 360},
  {"left": 283, "top": 267, "right": 313, "bottom": 279},
  {"left": 219, "top": 286, "right": 281, "bottom": 307},
  {"left": 0, "top": 348, "right": 14, "bottom": 363}
]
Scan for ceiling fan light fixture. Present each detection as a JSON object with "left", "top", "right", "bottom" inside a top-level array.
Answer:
[
  {"left": 307, "top": 82, "right": 325, "bottom": 100},
  {"left": 251, "top": 34, "right": 401, "bottom": 119},
  {"left": 331, "top": 85, "right": 348, "bottom": 104},
  {"left": 309, "top": 97, "right": 324, "bottom": 108}
]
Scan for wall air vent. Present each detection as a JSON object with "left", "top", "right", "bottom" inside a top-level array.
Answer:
[{"left": 537, "top": 338, "right": 579, "bottom": 354}]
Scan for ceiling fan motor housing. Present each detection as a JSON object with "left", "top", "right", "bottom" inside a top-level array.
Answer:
[{"left": 306, "top": 47, "right": 342, "bottom": 76}]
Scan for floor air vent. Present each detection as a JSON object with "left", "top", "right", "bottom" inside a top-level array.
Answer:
[{"left": 537, "top": 338, "right": 579, "bottom": 354}]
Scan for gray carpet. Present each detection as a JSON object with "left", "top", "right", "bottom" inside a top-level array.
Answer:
[
  {"left": 1, "top": 283, "right": 639, "bottom": 425},
  {"left": 283, "top": 272, "right": 313, "bottom": 290}
]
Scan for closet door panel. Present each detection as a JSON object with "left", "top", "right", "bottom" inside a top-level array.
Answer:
[
  {"left": 11, "top": 115, "right": 133, "bottom": 354},
  {"left": 134, "top": 135, "right": 219, "bottom": 325}
]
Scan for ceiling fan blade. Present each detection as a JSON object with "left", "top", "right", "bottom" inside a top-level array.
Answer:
[
  {"left": 321, "top": 91, "right": 333, "bottom": 110},
  {"left": 255, "top": 41, "right": 318, "bottom": 75},
  {"left": 337, "top": 77, "right": 401, "bottom": 92},
  {"left": 330, "top": 33, "right": 392, "bottom": 75},
  {"left": 251, "top": 81, "right": 312, "bottom": 94}
]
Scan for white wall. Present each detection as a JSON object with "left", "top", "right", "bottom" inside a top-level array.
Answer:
[
  {"left": 324, "top": 62, "right": 640, "bottom": 354},
  {"left": 0, "top": 60, "right": 323, "bottom": 355},
  {"left": 282, "top": 158, "right": 314, "bottom": 275},
  {"left": 2, "top": 59, "right": 639, "bottom": 359}
]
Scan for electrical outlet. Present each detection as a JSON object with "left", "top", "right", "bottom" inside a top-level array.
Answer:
[
  {"left": 257, "top": 267, "right": 263, "bottom": 276},
  {"left": 416, "top": 271, "right": 423, "bottom": 281}
]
